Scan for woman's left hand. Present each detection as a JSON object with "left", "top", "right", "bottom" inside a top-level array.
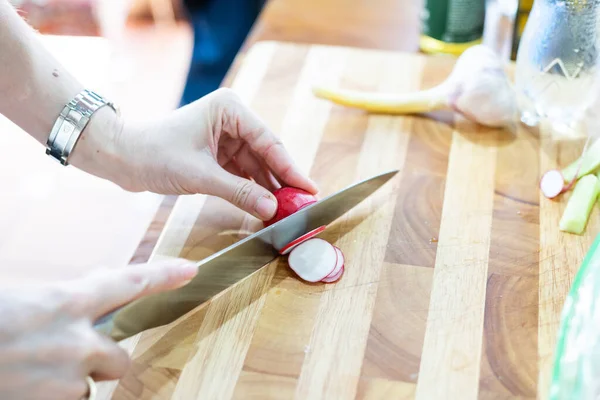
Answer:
[{"left": 72, "top": 88, "right": 318, "bottom": 221}]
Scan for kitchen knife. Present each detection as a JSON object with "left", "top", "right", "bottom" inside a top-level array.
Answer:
[{"left": 94, "top": 169, "right": 398, "bottom": 341}]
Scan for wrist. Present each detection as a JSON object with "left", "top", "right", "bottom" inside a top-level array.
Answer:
[{"left": 67, "top": 106, "right": 138, "bottom": 190}]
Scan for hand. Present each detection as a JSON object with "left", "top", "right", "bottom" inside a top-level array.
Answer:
[
  {"left": 72, "top": 88, "right": 318, "bottom": 221},
  {"left": 0, "top": 259, "right": 198, "bottom": 400}
]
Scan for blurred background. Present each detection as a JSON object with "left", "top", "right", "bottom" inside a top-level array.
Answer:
[
  {"left": 8, "top": 0, "right": 267, "bottom": 106},
  {"left": 6, "top": 0, "right": 533, "bottom": 110}
]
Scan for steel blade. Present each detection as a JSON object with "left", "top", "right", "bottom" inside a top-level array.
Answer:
[{"left": 94, "top": 169, "right": 398, "bottom": 340}]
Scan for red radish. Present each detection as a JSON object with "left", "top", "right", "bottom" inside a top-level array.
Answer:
[
  {"left": 322, "top": 265, "right": 344, "bottom": 283},
  {"left": 297, "top": 201, "right": 316, "bottom": 211},
  {"left": 323, "top": 246, "right": 344, "bottom": 280},
  {"left": 540, "top": 169, "right": 565, "bottom": 199},
  {"left": 288, "top": 238, "right": 337, "bottom": 282},
  {"left": 279, "top": 225, "right": 327, "bottom": 255},
  {"left": 264, "top": 187, "right": 317, "bottom": 227}
]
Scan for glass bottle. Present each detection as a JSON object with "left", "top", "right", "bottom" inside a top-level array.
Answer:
[
  {"left": 419, "top": 0, "right": 487, "bottom": 56},
  {"left": 514, "top": 0, "right": 600, "bottom": 132}
]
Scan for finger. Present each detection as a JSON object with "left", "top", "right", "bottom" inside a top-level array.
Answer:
[
  {"left": 215, "top": 89, "right": 319, "bottom": 194},
  {"left": 235, "top": 144, "right": 281, "bottom": 191},
  {"left": 208, "top": 167, "right": 278, "bottom": 221},
  {"left": 82, "top": 259, "right": 199, "bottom": 320},
  {"left": 86, "top": 335, "right": 131, "bottom": 381},
  {"left": 216, "top": 136, "right": 242, "bottom": 167},
  {"left": 260, "top": 167, "right": 282, "bottom": 192},
  {"left": 222, "top": 159, "right": 248, "bottom": 180}
]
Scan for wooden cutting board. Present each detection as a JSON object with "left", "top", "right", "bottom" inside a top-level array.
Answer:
[{"left": 98, "top": 41, "right": 596, "bottom": 400}]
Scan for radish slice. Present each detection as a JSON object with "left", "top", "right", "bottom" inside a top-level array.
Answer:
[
  {"left": 540, "top": 169, "right": 565, "bottom": 198},
  {"left": 279, "top": 225, "right": 327, "bottom": 255},
  {"left": 288, "top": 238, "right": 337, "bottom": 282},
  {"left": 322, "top": 265, "right": 344, "bottom": 283},
  {"left": 323, "top": 246, "right": 344, "bottom": 280}
]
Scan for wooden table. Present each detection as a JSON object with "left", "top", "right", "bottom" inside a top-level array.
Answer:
[
  {"left": 245, "top": 0, "right": 422, "bottom": 52},
  {"left": 95, "top": 40, "right": 592, "bottom": 400}
]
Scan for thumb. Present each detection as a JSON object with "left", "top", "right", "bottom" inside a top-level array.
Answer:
[
  {"left": 82, "top": 258, "right": 198, "bottom": 320},
  {"left": 210, "top": 167, "right": 278, "bottom": 221}
]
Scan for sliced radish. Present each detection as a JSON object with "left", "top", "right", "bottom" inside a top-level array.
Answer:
[
  {"left": 298, "top": 200, "right": 317, "bottom": 211},
  {"left": 263, "top": 188, "right": 317, "bottom": 227},
  {"left": 279, "top": 225, "right": 327, "bottom": 255},
  {"left": 323, "top": 246, "right": 344, "bottom": 280},
  {"left": 540, "top": 169, "right": 565, "bottom": 198},
  {"left": 322, "top": 265, "right": 344, "bottom": 283},
  {"left": 288, "top": 238, "right": 337, "bottom": 282}
]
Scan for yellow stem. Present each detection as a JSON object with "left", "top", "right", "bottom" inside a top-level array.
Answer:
[{"left": 312, "top": 85, "right": 450, "bottom": 114}]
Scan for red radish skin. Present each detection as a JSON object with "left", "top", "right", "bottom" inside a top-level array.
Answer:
[
  {"left": 264, "top": 187, "right": 318, "bottom": 227},
  {"left": 563, "top": 176, "right": 578, "bottom": 192},
  {"left": 323, "top": 246, "right": 344, "bottom": 280},
  {"left": 322, "top": 265, "right": 344, "bottom": 283},
  {"left": 540, "top": 169, "right": 565, "bottom": 199},
  {"left": 279, "top": 225, "right": 327, "bottom": 255},
  {"left": 297, "top": 201, "right": 317, "bottom": 211},
  {"left": 288, "top": 238, "right": 337, "bottom": 282}
]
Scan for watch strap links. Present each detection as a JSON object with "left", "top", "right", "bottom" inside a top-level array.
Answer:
[{"left": 46, "top": 89, "right": 118, "bottom": 166}]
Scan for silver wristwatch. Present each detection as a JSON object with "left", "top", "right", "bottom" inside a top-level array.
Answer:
[{"left": 46, "top": 89, "right": 119, "bottom": 166}]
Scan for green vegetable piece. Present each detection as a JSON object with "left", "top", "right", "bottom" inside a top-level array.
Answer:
[
  {"left": 559, "top": 174, "right": 600, "bottom": 235},
  {"left": 562, "top": 138, "right": 600, "bottom": 183}
]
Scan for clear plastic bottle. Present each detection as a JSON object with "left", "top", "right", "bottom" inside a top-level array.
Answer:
[{"left": 514, "top": 0, "right": 600, "bottom": 133}]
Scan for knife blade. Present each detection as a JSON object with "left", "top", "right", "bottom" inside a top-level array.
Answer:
[{"left": 94, "top": 169, "right": 398, "bottom": 341}]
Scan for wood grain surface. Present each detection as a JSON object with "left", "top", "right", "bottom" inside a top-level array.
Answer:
[{"left": 98, "top": 41, "right": 590, "bottom": 400}]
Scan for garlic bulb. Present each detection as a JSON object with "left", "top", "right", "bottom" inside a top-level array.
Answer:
[
  {"left": 446, "top": 45, "right": 518, "bottom": 127},
  {"left": 312, "top": 44, "right": 518, "bottom": 128}
]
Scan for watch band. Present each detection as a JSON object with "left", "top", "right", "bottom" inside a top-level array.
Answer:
[{"left": 46, "top": 89, "right": 118, "bottom": 166}]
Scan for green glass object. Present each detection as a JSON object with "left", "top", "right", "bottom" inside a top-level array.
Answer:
[
  {"left": 550, "top": 231, "right": 600, "bottom": 399},
  {"left": 420, "top": 0, "right": 486, "bottom": 55}
]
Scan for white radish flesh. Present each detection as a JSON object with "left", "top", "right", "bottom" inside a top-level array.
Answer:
[
  {"left": 288, "top": 238, "right": 338, "bottom": 282},
  {"left": 540, "top": 169, "right": 565, "bottom": 198},
  {"left": 323, "top": 246, "right": 344, "bottom": 280},
  {"left": 322, "top": 265, "right": 344, "bottom": 283},
  {"left": 279, "top": 225, "right": 327, "bottom": 255}
]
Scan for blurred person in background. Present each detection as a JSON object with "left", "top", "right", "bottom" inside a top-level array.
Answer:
[{"left": 179, "top": 0, "right": 266, "bottom": 105}]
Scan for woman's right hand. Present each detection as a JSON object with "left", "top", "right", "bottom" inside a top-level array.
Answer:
[{"left": 0, "top": 259, "right": 198, "bottom": 400}]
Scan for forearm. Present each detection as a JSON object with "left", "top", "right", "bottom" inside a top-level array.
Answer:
[
  {"left": 0, "top": 2, "right": 132, "bottom": 187},
  {"left": 0, "top": 1, "right": 83, "bottom": 143}
]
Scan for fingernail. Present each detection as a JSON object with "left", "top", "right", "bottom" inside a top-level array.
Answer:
[
  {"left": 255, "top": 195, "right": 277, "bottom": 220},
  {"left": 177, "top": 262, "right": 198, "bottom": 279}
]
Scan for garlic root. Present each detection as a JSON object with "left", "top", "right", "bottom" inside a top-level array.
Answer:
[{"left": 312, "top": 44, "right": 518, "bottom": 128}]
